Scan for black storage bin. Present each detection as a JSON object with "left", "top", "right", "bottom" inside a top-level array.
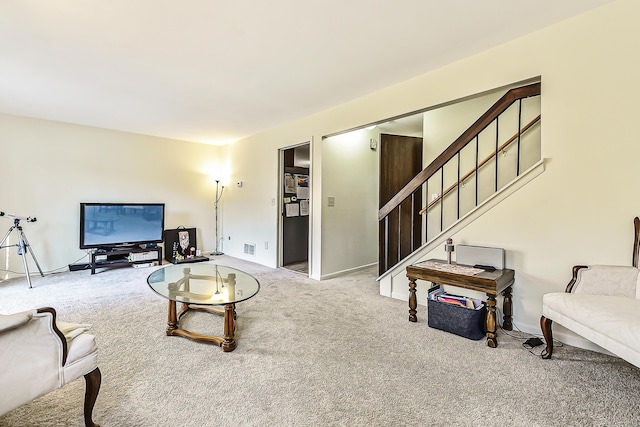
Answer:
[{"left": 427, "top": 298, "right": 487, "bottom": 341}]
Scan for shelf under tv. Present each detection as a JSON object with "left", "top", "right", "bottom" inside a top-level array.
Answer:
[{"left": 90, "top": 247, "right": 162, "bottom": 274}]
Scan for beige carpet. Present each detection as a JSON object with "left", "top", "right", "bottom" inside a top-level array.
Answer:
[{"left": 1, "top": 256, "right": 639, "bottom": 426}]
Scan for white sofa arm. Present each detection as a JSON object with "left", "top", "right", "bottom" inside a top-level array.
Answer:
[
  {"left": 571, "top": 265, "right": 639, "bottom": 298},
  {"left": 0, "top": 309, "right": 36, "bottom": 333},
  {"left": 0, "top": 308, "right": 66, "bottom": 416}
]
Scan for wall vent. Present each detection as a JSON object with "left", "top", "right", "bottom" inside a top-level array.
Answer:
[{"left": 244, "top": 244, "right": 256, "bottom": 256}]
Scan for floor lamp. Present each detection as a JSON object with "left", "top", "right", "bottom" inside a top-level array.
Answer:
[{"left": 213, "top": 180, "right": 224, "bottom": 255}]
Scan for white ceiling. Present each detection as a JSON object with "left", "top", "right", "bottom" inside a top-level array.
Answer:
[{"left": 0, "top": 0, "right": 614, "bottom": 145}]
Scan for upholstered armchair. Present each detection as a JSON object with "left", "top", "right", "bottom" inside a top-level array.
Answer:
[{"left": 0, "top": 307, "right": 101, "bottom": 427}]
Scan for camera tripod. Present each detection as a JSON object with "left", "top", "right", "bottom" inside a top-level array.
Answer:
[{"left": 0, "top": 216, "right": 44, "bottom": 288}]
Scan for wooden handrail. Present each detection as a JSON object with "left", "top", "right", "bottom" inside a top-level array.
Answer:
[
  {"left": 419, "top": 114, "right": 540, "bottom": 214},
  {"left": 378, "top": 82, "right": 540, "bottom": 221}
]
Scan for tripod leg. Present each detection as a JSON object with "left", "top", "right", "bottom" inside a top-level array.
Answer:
[
  {"left": 16, "top": 233, "right": 33, "bottom": 289},
  {"left": 18, "top": 229, "right": 44, "bottom": 278},
  {"left": 0, "top": 225, "right": 15, "bottom": 249}
]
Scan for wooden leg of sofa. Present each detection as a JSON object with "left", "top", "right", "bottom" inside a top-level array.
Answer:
[
  {"left": 540, "top": 316, "right": 554, "bottom": 359},
  {"left": 84, "top": 367, "right": 101, "bottom": 427}
]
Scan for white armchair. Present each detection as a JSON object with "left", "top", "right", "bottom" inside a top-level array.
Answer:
[{"left": 0, "top": 307, "right": 101, "bottom": 426}]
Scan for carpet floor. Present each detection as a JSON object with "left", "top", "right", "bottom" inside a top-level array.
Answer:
[{"left": 1, "top": 256, "right": 639, "bottom": 426}]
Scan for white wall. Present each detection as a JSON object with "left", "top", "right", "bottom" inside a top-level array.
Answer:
[
  {"left": 423, "top": 90, "right": 502, "bottom": 163},
  {"left": 321, "top": 129, "right": 379, "bottom": 276},
  {"left": 216, "top": 132, "right": 310, "bottom": 271},
  {"left": 0, "top": 113, "right": 220, "bottom": 278},
  {"left": 221, "top": 0, "right": 640, "bottom": 346}
]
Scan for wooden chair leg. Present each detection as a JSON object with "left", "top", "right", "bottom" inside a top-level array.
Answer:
[
  {"left": 83, "top": 367, "right": 101, "bottom": 427},
  {"left": 540, "top": 316, "right": 554, "bottom": 359}
]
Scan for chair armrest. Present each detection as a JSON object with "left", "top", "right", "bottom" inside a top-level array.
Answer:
[
  {"left": 37, "top": 307, "right": 69, "bottom": 365},
  {"left": 0, "top": 307, "right": 68, "bottom": 415},
  {"left": 0, "top": 309, "right": 35, "bottom": 333},
  {"left": 0, "top": 308, "right": 67, "bottom": 364},
  {"left": 565, "top": 265, "right": 589, "bottom": 293},
  {"left": 566, "top": 265, "right": 639, "bottom": 298}
]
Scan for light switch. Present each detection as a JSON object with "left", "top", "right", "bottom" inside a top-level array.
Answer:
[{"left": 328, "top": 196, "right": 335, "bottom": 207}]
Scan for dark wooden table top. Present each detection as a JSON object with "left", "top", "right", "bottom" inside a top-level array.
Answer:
[{"left": 406, "top": 259, "right": 515, "bottom": 295}]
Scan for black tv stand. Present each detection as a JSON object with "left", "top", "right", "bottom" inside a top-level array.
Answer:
[{"left": 90, "top": 246, "right": 162, "bottom": 274}]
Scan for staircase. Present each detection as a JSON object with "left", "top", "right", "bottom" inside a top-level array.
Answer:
[{"left": 378, "top": 82, "right": 542, "bottom": 279}]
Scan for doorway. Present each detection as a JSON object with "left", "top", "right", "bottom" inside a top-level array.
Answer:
[{"left": 279, "top": 143, "right": 310, "bottom": 274}]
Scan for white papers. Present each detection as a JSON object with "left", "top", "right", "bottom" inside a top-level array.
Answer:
[
  {"left": 285, "top": 203, "right": 299, "bottom": 217},
  {"left": 296, "top": 186, "right": 309, "bottom": 199},
  {"left": 300, "top": 200, "right": 309, "bottom": 216},
  {"left": 284, "top": 173, "right": 296, "bottom": 193}
]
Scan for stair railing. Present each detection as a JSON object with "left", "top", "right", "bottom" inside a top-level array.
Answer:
[
  {"left": 420, "top": 113, "right": 540, "bottom": 214},
  {"left": 378, "top": 82, "right": 541, "bottom": 275}
]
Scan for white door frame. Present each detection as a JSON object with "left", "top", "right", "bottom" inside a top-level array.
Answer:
[{"left": 277, "top": 140, "right": 312, "bottom": 274}]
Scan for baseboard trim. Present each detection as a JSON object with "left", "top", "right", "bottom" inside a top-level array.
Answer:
[{"left": 320, "top": 262, "right": 377, "bottom": 280}]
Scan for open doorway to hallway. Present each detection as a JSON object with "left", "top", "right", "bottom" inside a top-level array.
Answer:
[{"left": 279, "top": 143, "right": 310, "bottom": 275}]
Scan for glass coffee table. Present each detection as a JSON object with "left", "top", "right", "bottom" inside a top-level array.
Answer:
[{"left": 147, "top": 263, "right": 260, "bottom": 352}]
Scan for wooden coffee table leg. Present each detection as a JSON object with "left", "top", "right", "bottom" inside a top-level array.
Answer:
[
  {"left": 408, "top": 278, "right": 417, "bottom": 322},
  {"left": 167, "top": 300, "right": 178, "bottom": 334},
  {"left": 486, "top": 295, "right": 498, "bottom": 348},
  {"left": 165, "top": 301, "right": 237, "bottom": 350},
  {"left": 221, "top": 303, "right": 237, "bottom": 352}
]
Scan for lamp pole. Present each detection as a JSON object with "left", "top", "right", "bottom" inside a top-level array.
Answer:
[{"left": 213, "top": 180, "right": 225, "bottom": 255}]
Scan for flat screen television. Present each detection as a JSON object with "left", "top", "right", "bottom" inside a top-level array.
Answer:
[{"left": 80, "top": 203, "right": 165, "bottom": 250}]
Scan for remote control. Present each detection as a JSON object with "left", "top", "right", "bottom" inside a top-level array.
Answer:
[{"left": 474, "top": 264, "right": 496, "bottom": 271}]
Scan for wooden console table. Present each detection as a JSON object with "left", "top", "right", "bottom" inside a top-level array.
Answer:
[{"left": 406, "top": 259, "right": 515, "bottom": 347}]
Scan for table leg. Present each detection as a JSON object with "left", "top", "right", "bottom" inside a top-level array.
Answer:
[
  {"left": 167, "top": 300, "right": 178, "bottom": 334},
  {"left": 164, "top": 301, "right": 238, "bottom": 351},
  {"left": 485, "top": 295, "right": 498, "bottom": 348},
  {"left": 408, "top": 278, "right": 417, "bottom": 322},
  {"left": 221, "top": 304, "right": 237, "bottom": 352},
  {"left": 502, "top": 286, "right": 513, "bottom": 331}
]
